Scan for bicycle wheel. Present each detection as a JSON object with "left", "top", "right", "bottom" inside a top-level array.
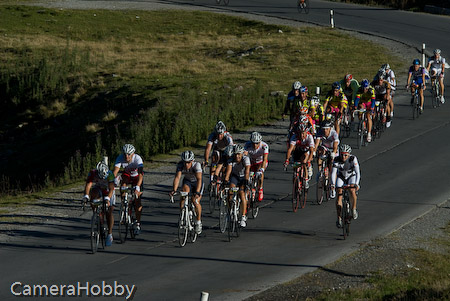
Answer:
[
  {"left": 250, "top": 185, "right": 259, "bottom": 219},
  {"left": 304, "top": 0, "right": 310, "bottom": 13},
  {"left": 129, "top": 204, "right": 136, "bottom": 239},
  {"left": 316, "top": 170, "right": 325, "bottom": 205},
  {"left": 208, "top": 183, "right": 215, "bottom": 214},
  {"left": 300, "top": 182, "right": 307, "bottom": 209},
  {"left": 292, "top": 177, "right": 300, "bottom": 212},
  {"left": 118, "top": 202, "right": 128, "bottom": 243},
  {"left": 235, "top": 213, "right": 241, "bottom": 238},
  {"left": 178, "top": 208, "right": 188, "bottom": 247},
  {"left": 219, "top": 195, "right": 228, "bottom": 233},
  {"left": 90, "top": 213, "right": 100, "bottom": 254},
  {"left": 227, "top": 210, "right": 234, "bottom": 242},
  {"left": 356, "top": 121, "right": 363, "bottom": 149},
  {"left": 341, "top": 201, "right": 348, "bottom": 240},
  {"left": 297, "top": 0, "right": 302, "bottom": 13},
  {"left": 189, "top": 206, "right": 198, "bottom": 243}
]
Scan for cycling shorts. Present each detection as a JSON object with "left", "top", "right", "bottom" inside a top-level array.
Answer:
[
  {"left": 250, "top": 161, "right": 268, "bottom": 173},
  {"left": 213, "top": 150, "right": 228, "bottom": 165},
  {"left": 121, "top": 173, "right": 143, "bottom": 191},
  {"left": 230, "top": 175, "right": 246, "bottom": 188},
  {"left": 430, "top": 68, "right": 444, "bottom": 78},
  {"left": 92, "top": 185, "right": 116, "bottom": 206},
  {"left": 293, "top": 148, "right": 309, "bottom": 162},
  {"left": 412, "top": 78, "right": 424, "bottom": 86},
  {"left": 359, "top": 102, "right": 372, "bottom": 110},
  {"left": 182, "top": 178, "right": 204, "bottom": 196},
  {"left": 336, "top": 175, "right": 357, "bottom": 188}
]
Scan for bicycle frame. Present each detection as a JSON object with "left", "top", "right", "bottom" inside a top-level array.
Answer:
[
  {"left": 227, "top": 187, "right": 241, "bottom": 241},
  {"left": 173, "top": 191, "right": 198, "bottom": 247},
  {"left": 90, "top": 196, "right": 107, "bottom": 254},
  {"left": 118, "top": 185, "right": 137, "bottom": 243},
  {"left": 291, "top": 162, "right": 308, "bottom": 212},
  {"left": 316, "top": 147, "right": 332, "bottom": 205},
  {"left": 353, "top": 108, "right": 368, "bottom": 148},
  {"left": 247, "top": 171, "right": 261, "bottom": 219}
]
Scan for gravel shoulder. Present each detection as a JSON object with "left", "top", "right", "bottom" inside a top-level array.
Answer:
[{"left": 2, "top": 1, "right": 449, "bottom": 299}]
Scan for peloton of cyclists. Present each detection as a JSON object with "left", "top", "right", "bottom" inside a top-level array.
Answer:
[
  {"left": 170, "top": 151, "right": 204, "bottom": 234},
  {"left": 244, "top": 132, "right": 269, "bottom": 201},
  {"left": 406, "top": 59, "right": 426, "bottom": 113},
  {"left": 224, "top": 144, "right": 251, "bottom": 228},
  {"left": 426, "top": 49, "right": 446, "bottom": 104},
  {"left": 113, "top": 144, "right": 144, "bottom": 235},
  {"left": 331, "top": 144, "right": 361, "bottom": 228},
  {"left": 83, "top": 161, "right": 116, "bottom": 246}
]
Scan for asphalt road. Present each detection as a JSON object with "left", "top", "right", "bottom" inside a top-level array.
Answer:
[{"left": 1, "top": 1, "right": 449, "bottom": 300}]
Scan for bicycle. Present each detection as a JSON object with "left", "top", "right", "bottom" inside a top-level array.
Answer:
[
  {"left": 430, "top": 76, "right": 442, "bottom": 109},
  {"left": 340, "top": 185, "right": 357, "bottom": 240},
  {"left": 118, "top": 186, "right": 138, "bottom": 243},
  {"left": 289, "top": 162, "right": 308, "bottom": 212},
  {"left": 339, "top": 108, "right": 351, "bottom": 139},
  {"left": 170, "top": 191, "right": 198, "bottom": 247},
  {"left": 316, "top": 147, "right": 332, "bottom": 205},
  {"left": 206, "top": 164, "right": 219, "bottom": 214},
  {"left": 90, "top": 196, "right": 108, "bottom": 254},
  {"left": 353, "top": 108, "right": 369, "bottom": 149},
  {"left": 215, "top": 0, "right": 229, "bottom": 5},
  {"left": 297, "top": 0, "right": 310, "bottom": 14},
  {"left": 372, "top": 100, "right": 387, "bottom": 140},
  {"left": 246, "top": 171, "right": 261, "bottom": 219},
  {"left": 219, "top": 185, "right": 228, "bottom": 233},
  {"left": 409, "top": 84, "right": 421, "bottom": 120},
  {"left": 226, "top": 187, "right": 241, "bottom": 242}
]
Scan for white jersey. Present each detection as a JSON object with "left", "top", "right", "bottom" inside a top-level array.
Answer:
[
  {"left": 176, "top": 160, "right": 202, "bottom": 182},
  {"left": 114, "top": 153, "right": 144, "bottom": 177},
  {"left": 428, "top": 55, "right": 446, "bottom": 77},
  {"left": 228, "top": 156, "right": 251, "bottom": 178},
  {"left": 290, "top": 133, "right": 315, "bottom": 152},
  {"left": 331, "top": 155, "right": 361, "bottom": 185},
  {"left": 207, "top": 132, "right": 233, "bottom": 152},
  {"left": 385, "top": 69, "right": 396, "bottom": 90},
  {"left": 316, "top": 129, "right": 339, "bottom": 150},
  {"left": 244, "top": 141, "right": 269, "bottom": 164}
]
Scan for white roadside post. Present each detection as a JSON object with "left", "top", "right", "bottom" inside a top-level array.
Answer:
[
  {"left": 103, "top": 156, "right": 108, "bottom": 166},
  {"left": 422, "top": 43, "right": 426, "bottom": 67},
  {"left": 330, "top": 10, "right": 334, "bottom": 28},
  {"left": 316, "top": 86, "right": 321, "bottom": 96},
  {"left": 200, "top": 291, "right": 209, "bottom": 301}
]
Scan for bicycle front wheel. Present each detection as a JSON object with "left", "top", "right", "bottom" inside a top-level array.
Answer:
[
  {"left": 304, "top": 0, "right": 310, "bottom": 13},
  {"left": 129, "top": 204, "right": 136, "bottom": 239},
  {"left": 178, "top": 208, "right": 188, "bottom": 247},
  {"left": 227, "top": 210, "right": 234, "bottom": 242},
  {"left": 90, "top": 213, "right": 100, "bottom": 254},
  {"left": 219, "top": 196, "right": 228, "bottom": 233},
  {"left": 118, "top": 202, "right": 128, "bottom": 243},
  {"left": 316, "top": 170, "right": 325, "bottom": 205},
  {"left": 292, "top": 177, "right": 300, "bottom": 212},
  {"left": 189, "top": 208, "right": 198, "bottom": 243}
]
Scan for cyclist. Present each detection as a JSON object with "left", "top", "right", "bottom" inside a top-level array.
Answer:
[
  {"left": 284, "top": 123, "right": 315, "bottom": 189},
  {"left": 310, "top": 96, "right": 325, "bottom": 131},
  {"left": 406, "top": 59, "right": 426, "bottom": 113},
  {"left": 354, "top": 79, "right": 375, "bottom": 143},
  {"left": 314, "top": 120, "right": 339, "bottom": 173},
  {"left": 371, "top": 73, "right": 392, "bottom": 128},
  {"left": 83, "top": 162, "right": 116, "bottom": 246},
  {"left": 244, "top": 132, "right": 269, "bottom": 201},
  {"left": 339, "top": 74, "right": 360, "bottom": 108},
  {"left": 224, "top": 144, "right": 251, "bottom": 228},
  {"left": 382, "top": 64, "right": 396, "bottom": 118},
  {"left": 204, "top": 120, "right": 234, "bottom": 183},
  {"left": 323, "top": 82, "right": 348, "bottom": 136},
  {"left": 169, "top": 151, "right": 204, "bottom": 235},
  {"left": 330, "top": 144, "right": 360, "bottom": 228},
  {"left": 113, "top": 144, "right": 144, "bottom": 235},
  {"left": 426, "top": 49, "right": 446, "bottom": 104},
  {"left": 283, "top": 81, "right": 302, "bottom": 122}
]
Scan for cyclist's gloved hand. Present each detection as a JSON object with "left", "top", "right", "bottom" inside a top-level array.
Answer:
[
  {"left": 224, "top": 180, "right": 230, "bottom": 186},
  {"left": 82, "top": 195, "right": 90, "bottom": 204},
  {"left": 283, "top": 159, "right": 289, "bottom": 168},
  {"left": 330, "top": 152, "right": 336, "bottom": 160},
  {"left": 194, "top": 191, "right": 201, "bottom": 197}
]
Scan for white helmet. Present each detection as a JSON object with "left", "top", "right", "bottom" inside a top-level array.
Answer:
[
  {"left": 434, "top": 49, "right": 441, "bottom": 55},
  {"left": 250, "top": 132, "right": 262, "bottom": 143},
  {"left": 233, "top": 144, "right": 245, "bottom": 154},
  {"left": 181, "top": 150, "right": 194, "bottom": 162},
  {"left": 224, "top": 144, "right": 234, "bottom": 157},
  {"left": 96, "top": 162, "right": 109, "bottom": 179},
  {"left": 292, "top": 81, "right": 302, "bottom": 90},
  {"left": 215, "top": 121, "right": 226, "bottom": 134},
  {"left": 339, "top": 143, "right": 352, "bottom": 154},
  {"left": 122, "top": 144, "right": 135, "bottom": 155},
  {"left": 311, "top": 96, "right": 320, "bottom": 106}
]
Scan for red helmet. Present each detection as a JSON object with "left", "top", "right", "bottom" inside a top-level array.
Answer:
[{"left": 345, "top": 74, "right": 353, "bottom": 81}]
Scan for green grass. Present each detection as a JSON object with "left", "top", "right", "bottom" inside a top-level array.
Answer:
[{"left": 0, "top": 5, "right": 406, "bottom": 196}]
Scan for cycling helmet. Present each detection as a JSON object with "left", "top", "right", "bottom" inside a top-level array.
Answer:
[
  {"left": 233, "top": 144, "right": 245, "bottom": 154},
  {"left": 299, "top": 116, "right": 309, "bottom": 125},
  {"left": 122, "top": 144, "right": 136, "bottom": 155},
  {"left": 300, "top": 86, "right": 308, "bottom": 93},
  {"left": 381, "top": 63, "right": 390, "bottom": 70},
  {"left": 361, "top": 79, "right": 370, "bottom": 88},
  {"left": 96, "top": 162, "right": 109, "bottom": 179},
  {"left": 250, "top": 131, "right": 262, "bottom": 143},
  {"left": 339, "top": 143, "right": 352, "bottom": 154},
  {"left": 224, "top": 144, "right": 234, "bottom": 158},
  {"left": 181, "top": 150, "right": 195, "bottom": 162},
  {"left": 311, "top": 96, "right": 320, "bottom": 106},
  {"left": 321, "top": 120, "right": 333, "bottom": 129},
  {"left": 344, "top": 74, "right": 353, "bottom": 81},
  {"left": 434, "top": 49, "right": 441, "bottom": 55},
  {"left": 300, "top": 106, "right": 309, "bottom": 115},
  {"left": 214, "top": 121, "right": 226, "bottom": 134},
  {"left": 292, "top": 81, "right": 302, "bottom": 90},
  {"left": 413, "top": 58, "right": 420, "bottom": 65},
  {"left": 296, "top": 123, "right": 307, "bottom": 133},
  {"left": 332, "top": 81, "right": 341, "bottom": 90}
]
